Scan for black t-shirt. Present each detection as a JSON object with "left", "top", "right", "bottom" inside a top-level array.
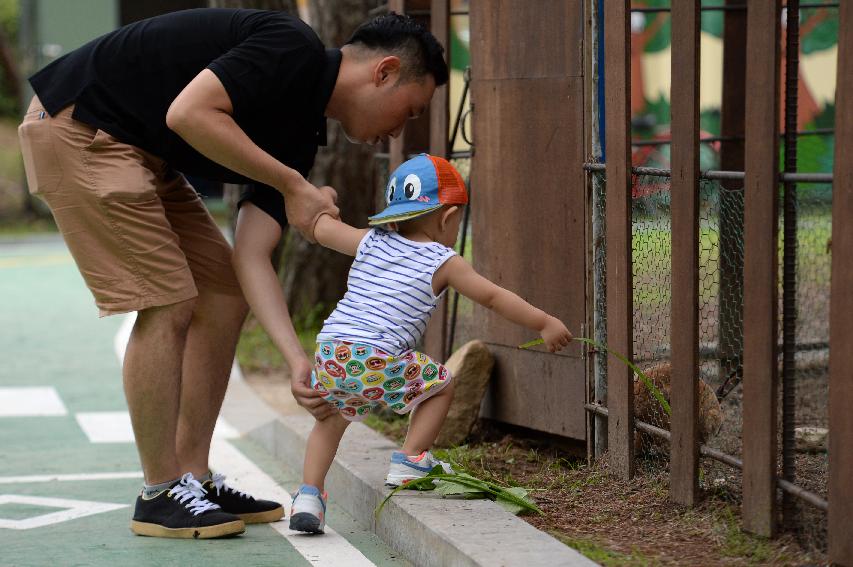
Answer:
[{"left": 29, "top": 8, "right": 341, "bottom": 229}]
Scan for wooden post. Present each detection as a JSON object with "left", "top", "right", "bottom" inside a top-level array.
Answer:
[
  {"left": 669, "top": 0, "right": 700, "bottom": 506},
  {"left": 422, "top": 0, "right": 450, "bottom": 361},
  {"left": 742, "top": 0, "right": 781, "bottom": 538},
  {"left": 828, "top": 0, "right": 853, "bottom": 561},
  {"left": 603, "top": 0, "right": 633, "bottom": 479}
]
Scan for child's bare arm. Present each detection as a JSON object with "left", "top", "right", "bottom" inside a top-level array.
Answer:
[
  {"left": 437, "top": 256, "right": 573, "bottom": 352},
  {"left": 312, "top": 214, "right": 370, "bottom": 257}
]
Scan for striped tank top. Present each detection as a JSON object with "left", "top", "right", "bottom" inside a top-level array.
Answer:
[{"left": 317, "top": 228, "right": 457, "bottom": 355}]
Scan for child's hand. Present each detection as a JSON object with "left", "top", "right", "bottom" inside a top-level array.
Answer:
[{"left": 540, "top": 316, "right": 573, "bottom": 353}]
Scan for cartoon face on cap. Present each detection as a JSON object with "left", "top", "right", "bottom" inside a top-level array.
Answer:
[{"left": 387, "top": 170, "right": 428, "bottom": 206}]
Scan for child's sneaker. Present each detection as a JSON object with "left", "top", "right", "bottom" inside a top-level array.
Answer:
[
  {"left": 202, "top": 473, "right": 284, "bottom": 524},
  {"left": 289, "top": 484, "right": 327, "bottom": 534},
  {"left": 384, "top": 450, "right": 454, "bottom": 487},
  {"left": 130, "top": 473, "right": 245, "bottom": 539}
]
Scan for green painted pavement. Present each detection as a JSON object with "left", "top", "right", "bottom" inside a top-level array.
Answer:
[{"left": 0, "top": 235, "right": 409, "bottom": 567}]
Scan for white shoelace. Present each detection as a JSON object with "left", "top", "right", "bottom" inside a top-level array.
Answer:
[
  {"left": 168, "top": 472, "right": 221, "bottom": 516},
  {"left": 211, "top": 473, "right": 252, "bottom": 500}
]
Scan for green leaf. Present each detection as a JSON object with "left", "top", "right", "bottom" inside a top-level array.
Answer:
[
  {"left": 434, "top": 480, "right": 486, "bottom": 497},
  {"left": 374, "top": 471, "right": 543, "bottom": 518},
  {"left": 518, "top": 338, "right": 544, "bottom": 349},
  {"left": 496, "top": 487, "right": 534, "bottom": 515}
]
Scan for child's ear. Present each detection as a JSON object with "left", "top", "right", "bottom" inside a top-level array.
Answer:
[{"left": 440, "top": 206, "right": 459, "bottom": 230}]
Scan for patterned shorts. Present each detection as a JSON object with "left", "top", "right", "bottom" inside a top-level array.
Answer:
[{"left": 311, "top": 340, "right": 452, "bottom": 422}]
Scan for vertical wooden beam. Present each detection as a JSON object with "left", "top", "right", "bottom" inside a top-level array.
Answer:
[
  {"left": 603, "top": 0, "right": 633, "bottom": 480},
  {"left": 742, "top": 0, "right": 781, "bottom": 538},
  {"left": 828, "top": 0, "right": 853, "bottom": 561},
  {"left": 669, "top": 0, "right": 700, "bottom": 506},
  {"left": 422, "top": 0, "right": 450, "bottom": 360}
]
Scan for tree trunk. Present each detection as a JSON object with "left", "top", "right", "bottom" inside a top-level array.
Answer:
[{"left": 280, "top": 0, "right": 383, "bottom": 327}]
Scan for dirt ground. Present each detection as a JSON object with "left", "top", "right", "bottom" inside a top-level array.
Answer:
[{"left": 366, "top": 413, "right": 827, "bottom": 566}]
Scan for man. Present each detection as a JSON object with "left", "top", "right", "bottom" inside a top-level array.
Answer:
[{"left": 18, "top": 8, "right": 447, "bottom": 539}]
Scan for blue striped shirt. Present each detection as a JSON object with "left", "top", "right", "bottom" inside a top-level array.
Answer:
[{"left": 317, "top": 228, "right": 457, "bottom": 354}]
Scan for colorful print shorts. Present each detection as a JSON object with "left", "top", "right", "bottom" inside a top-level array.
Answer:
[{"left": 311, "top": 340, "right": 452, "bottom": 422}]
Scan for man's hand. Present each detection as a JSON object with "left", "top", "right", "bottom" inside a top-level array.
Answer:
[
  {"left": 290, "top": 358, "right": 337, "bottom": 420},
  {"left": 540, "top": 315, "right": 573, "bottom": 353},
  {"left": 283, "top": 177, "right": 339, "bottom": 243}
]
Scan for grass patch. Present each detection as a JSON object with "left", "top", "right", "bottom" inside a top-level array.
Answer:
[
  {"left": 0, "top": 217, "right": 57, "bottom": 236},
  {"left": 236, "top": 317, "right": 318, "bottom": 374},
  {"left": 551, "top": 533, "right": 660, "bottom": 567}
]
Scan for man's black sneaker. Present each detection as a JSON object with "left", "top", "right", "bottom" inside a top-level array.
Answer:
[
  {"left": 131, "top": 472, "right": 245, "bottom": 539},
  {"left": 201, "top": 473, "right": 284, "bottom": 524}
]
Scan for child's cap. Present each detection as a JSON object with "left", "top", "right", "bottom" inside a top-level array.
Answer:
[{"left": 368, "top": 153, "right": 468, "bottom": 226}]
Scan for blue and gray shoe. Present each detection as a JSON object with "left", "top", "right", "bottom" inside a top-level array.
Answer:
[
  {"left": 384, "top": 450, "right": 454, "bottom": 487},
  {"left": 289, "top": 484, "right": 327, "bottom": 534}
]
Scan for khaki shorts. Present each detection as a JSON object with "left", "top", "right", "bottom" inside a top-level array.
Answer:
[{"left": 18, "top": 96, "right": 242, "bottom": 316}]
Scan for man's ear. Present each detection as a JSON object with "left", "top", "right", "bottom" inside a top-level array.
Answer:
[
  {"left": 440, "top": 206, "right": 459, "bottom": 231},
  {"left": 373, "top": 56, "right": 402, "bottom": 86}
]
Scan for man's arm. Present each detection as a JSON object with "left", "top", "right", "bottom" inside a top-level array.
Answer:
[
  {"left": 313, "top": 214, "right": 370, "bottom": 257},
  {"left": 166, "top": 68, "right": 339, "bottom": 240},
  {"left": 437, "top": 256, "right": 573, "bottom": 352},
  {"left": 233, "top": 203, "right": 336, "bottom": 420}
]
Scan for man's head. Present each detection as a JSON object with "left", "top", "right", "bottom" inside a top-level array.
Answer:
[{"left": 329, "top": 13, "right": 448, "bottom": 146}]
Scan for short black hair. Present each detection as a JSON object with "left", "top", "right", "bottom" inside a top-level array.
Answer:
[{"left": 346, "top": 12, "right": 449, "bottom": 87}]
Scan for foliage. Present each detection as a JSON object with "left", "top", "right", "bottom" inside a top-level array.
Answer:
[
  {"left": 801, "top": 8, "right": 838, "bottom": 54},
  {"left": 375, "top": 466, "right": 542, "bottom": 518},
  {"left": 0, "top": 0, "right": 19, "bottom": 118}
]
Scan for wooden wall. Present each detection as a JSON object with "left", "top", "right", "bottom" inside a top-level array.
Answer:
[{"left": 469, "top": 0, "right": 587, "bottom": 438}]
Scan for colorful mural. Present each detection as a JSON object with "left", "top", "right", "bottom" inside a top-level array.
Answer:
[{"left": 631, "top": 1, "right": 838, "bottom": 173}]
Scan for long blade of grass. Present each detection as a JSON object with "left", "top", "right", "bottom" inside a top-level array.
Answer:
[
  {"left": 374, "top": 476, "right": 439, "bottom": 518},
  {"left": 518, "top": 336, "right": 671, "bottom": 416}
]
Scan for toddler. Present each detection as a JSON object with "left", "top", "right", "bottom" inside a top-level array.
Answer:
[{"left": 289, "top": 154, "right": 572, "bottom": 533}]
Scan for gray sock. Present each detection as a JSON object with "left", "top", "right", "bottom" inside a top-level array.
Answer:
[{"left": 142, "top": 478, "right": 179, "bottom": 499}]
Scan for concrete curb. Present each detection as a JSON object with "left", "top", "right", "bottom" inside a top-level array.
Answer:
[
  {"left": 220, "top": 373, "right": 596, "bottom": 566},
  {"left": 242, "top": 408, "right": 598, "bottom": 566}
]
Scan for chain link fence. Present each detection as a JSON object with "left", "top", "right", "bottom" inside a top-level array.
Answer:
[{"left": 589, "top": 167, "right": 831, "bottom": 551}]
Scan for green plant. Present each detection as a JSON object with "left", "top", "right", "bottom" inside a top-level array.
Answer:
[{"left": 375, "top": 466, "right": 542, "bottom": 518}]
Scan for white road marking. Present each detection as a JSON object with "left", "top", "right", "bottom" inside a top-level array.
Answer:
[
  {"left": 0, "top": 387, "right": 67, "bottom": 417},
  {"left": 75, "top": 411, "right": 238, "bottom": 443},
  {"left": 0, "top": 495, "right": 127, "bottom": 530},
  {"left": 210, "top": 439, "right": 377, "bottom": 567},
  {"left": 114, "top": 316, "right": 376, "bottom": 565},
  {"left": 0, "top": 472, "right": 143, "bottom": 485}
]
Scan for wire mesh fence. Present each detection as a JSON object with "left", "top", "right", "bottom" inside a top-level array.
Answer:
[{"left": 589, "top": 167, "right": 830, "bottom": 551}]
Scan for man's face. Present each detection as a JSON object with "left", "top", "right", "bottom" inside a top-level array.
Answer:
[{"left": 342, "top": 66, "right": 436, "bottom": 146}]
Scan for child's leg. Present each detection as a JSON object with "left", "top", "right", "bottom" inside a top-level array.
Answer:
[
  {"left": 401, "top": 381, "right": 455, "bottom": 455},
  {"left": 303, "top": 413, "right": 351, "bottom": 491}
]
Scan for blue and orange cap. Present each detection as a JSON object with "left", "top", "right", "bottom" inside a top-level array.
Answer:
[{"left": 368, "top": 153, "right": 468, "bottom": 226}]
